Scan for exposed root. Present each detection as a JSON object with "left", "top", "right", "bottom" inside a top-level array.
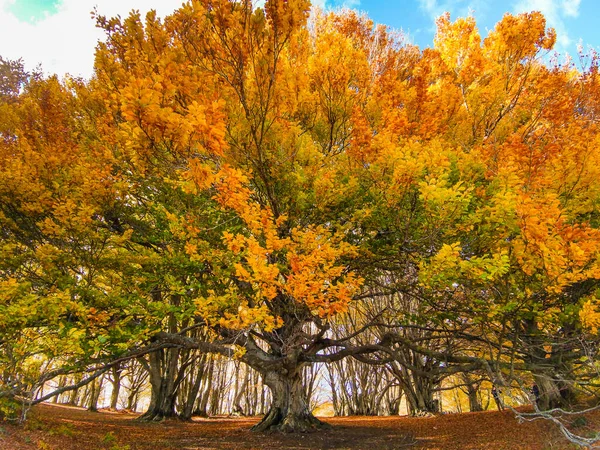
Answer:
[
  {"left": 251, "top": 408, "right": 330, "bottom": 433},
  {"left": 136, "top": 411, "right": 183, "bottom": 422}
]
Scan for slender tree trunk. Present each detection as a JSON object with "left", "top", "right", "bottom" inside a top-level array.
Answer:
[
  {"left": 209, "top": 361, "right": 225, "bottom": 416},
  {"left": 182, "top": 356, "right": 205, "bottom": 420},
  {"left": 67, "top": 374, "right": 82, "bottom": 406},
  {"left": 231, "top": 366, "right": 249, "bottom": 416},
  {"left": 195, "top": 359, "right": 213, "bottom": 417},
  {"left": 126, "top": 390, "right": 137, "bottom": 411},
  {"left": 87, "top": 377, "right": 103, "bottom": 412},
  {"left": 110, "top": 365, "right": 122, "bottom": 410},
  {"left": 326, "top": 365, "right": 340, "bottom": 415},
  {"left": 259, "top": 382, "right": 266, "bottom": 415},
  {"left": 53, "top": 376, "right": 66, "bottom": 403}
]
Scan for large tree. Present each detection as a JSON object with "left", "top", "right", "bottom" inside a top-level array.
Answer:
[
  {"left": 82, "top": 0, "right": 381, "bottom": 431},
  {"left": 3, "top": 1, "right": 600, "bottom": 436}
]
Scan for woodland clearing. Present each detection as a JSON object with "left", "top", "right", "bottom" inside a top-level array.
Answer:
[{"left": 1, "top": 403, "right": 596, "bottom": 450}]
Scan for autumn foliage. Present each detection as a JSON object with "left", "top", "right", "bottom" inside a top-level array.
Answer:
[{"left": 1, "top": 0, "right": 600, "bottom": 435}]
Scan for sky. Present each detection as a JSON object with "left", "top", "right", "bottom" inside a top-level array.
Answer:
[{"left": 0, "top": 0, "right": 598, "bottom": 79}]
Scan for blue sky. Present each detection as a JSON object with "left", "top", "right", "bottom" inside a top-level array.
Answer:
[
  {"left": 351, "top": 0, "right": 597, "bottom": 54},
  {"left": 0, "top": 0, "right": 597, "bottom": 78},
  {"left": 7, "top": 0, "right": 60, "bottom": 22}
]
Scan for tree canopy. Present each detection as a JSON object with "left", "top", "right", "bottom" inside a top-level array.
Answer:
[{"left": 1, "top": 0, "right": 600, "bottom": 436}]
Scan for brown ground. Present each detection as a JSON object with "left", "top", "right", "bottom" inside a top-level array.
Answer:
[{"left": 0, "top": 403, "right": 594, "bottom": 450}]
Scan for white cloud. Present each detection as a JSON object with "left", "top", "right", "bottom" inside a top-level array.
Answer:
[
  {"left": 513, "top": 0, "right": 581, "bottom": 51},
  {"left": 0, "top": 0, "right": 184, "bottom": 79},
  {"left": 417, "top": 0, "right": 441, "bottom": 19},
  {"left": 0, "top": 0, "right": 362, "bottom": 79},
  {"left": 561, "top": 0, "right": 581, "bottom": 17},
  {"left": 417, "top": 0, "right": 580, "bottom": 53},
  {"left": 417, "top": 0, "right": 488, "bottom": 20},
  {"left": 334, "top": 0, "right": 360, "bottom": 8},
  {"left": 416, "top": 0, "right": 492, "bottom": 33}
]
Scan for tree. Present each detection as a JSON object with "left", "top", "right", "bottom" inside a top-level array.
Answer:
[
  {"left": 3, "top": 3, "right": 600, "bottom": 439},
  {"left": 0, "top": 56, "right": 29, "bottom": 101},
  {"left": 356, "top": 10, "right": 600, "bottom": 415},
  {"left": 84, "top": 0, "right": 383, "bottom": 431}
]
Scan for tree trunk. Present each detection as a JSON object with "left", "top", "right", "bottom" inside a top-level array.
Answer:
[
  {"left": 53, "top": 376, "right": 66, "bottom": 403},
  {"left": 67, "top": 374, "right": 82, "bottom": 405},
  {"left": 231, "top": 365, "right": 249, "bottom": 416},
  {"left": 87, "top": 377, "right": 102, "bottom": 412},
  {"left": 126, "top": 390, "right": 137, "bottom": 411},
  {"left": 110, "top": 366, "right": 122, "bottom": 410},
  {"left": 138, "top": 349, "right": 180, "bottom": 421},
  {"left": 181, "top": 367, "right": 203, "bottom": 420},
  {"left": 534, "top": 373, "right": 574, "bottom": 410},
  {"left": 209, "top": 361, "right": 226, "bottom": 416},
  {"left": 404, "top": 378, "right": 438, "bottom": 415},
  {"left": 467, "top": 385, "right": 482, "bottom": 412},
  {"left": 195, "top": 358, "right": 213, "bottom": 417},
  {"left": 461, "top": 373, "right": 482, "bottom": 412},
  {"left": 251, "top": 369, "right": 327, "bottom": 433}
]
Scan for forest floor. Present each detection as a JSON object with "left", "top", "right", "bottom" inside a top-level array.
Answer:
[{"left": 1, "top": 402, "right": 598, "bottom": 450}]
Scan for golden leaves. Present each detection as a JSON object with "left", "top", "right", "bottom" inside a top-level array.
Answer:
[
  {"left": 512, "top": 193, "right": 600, "bottom": 291},
  {"left": 484, "top": 11, "right": 556, "bottom": 62},
  {"left": 580, "top": 298, "right": 600, "bottom": 335},
  {"left": 420, "top": 243, "right": 510, "bottom": 288},
  {"left": 186, "top": 159, "right": 215, "bottom": 191},
  {"left": 435, "top": 13, "right": 483, "bottom": 84},
  {"left": 264, "top": 0, "right": 311, "bottom": 36},
  {"left": 283, "top": 226, "right": 362, "bottom": 317},
  {"left": 6, "top": 2, "right": 600, "bottom": 351},
  {"left": 216, "top": 171, "right": 362, "bottom": 321}
]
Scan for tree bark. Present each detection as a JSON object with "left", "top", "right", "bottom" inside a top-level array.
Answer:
[
  {"left": 461, "top": 373, "right": 482, "bottom": 412},
  {"left": 181, "top": 357, "right": 205, "bottom": 420},
  {"left": 467, "top": 384, "right": 482, "bottom": 412},
  {"left": 195, "top": 358, "right": 213, "bottom": 417},
  {"left": 251, "top": 369, "right": 327, "bottom": 433},
  {"left": 231, "top": 365, "right": 249, "bottom": 416},
  {"left": 87, "top": 377, "right": 103, "bottom": 412},
  {"left": 137, "top": 349, "right": 180, "bottom": 421},
  {"left": 110, "top": 365, "right": 122, "bottom": 410},
  {"left": 534, "top": 373, "right": 574, "bottom": 410}
]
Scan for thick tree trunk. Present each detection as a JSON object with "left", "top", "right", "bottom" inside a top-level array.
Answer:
[
  {"left": 388, "top": 360, "right": 439, "bottom": 416},
  {"left": 522, "top": 319, "right": 577, "bottom": 410},
  {"left": 252, "top": 370, "right": 327, "bottom": 433},
  {"left": 461, "top": 374, "right": 482, "bottom": 412},
  {"left": 404, "top": 378, "right": 438, "bottom": 415},
  {"left": 534, "top": 373, "right": 574, "bottom": 410},
  {"left": 467, "top": 385, "right": 482, "bottom": 412},
  {"left": 138, "top": 349, "right": 180, "bottom": 421}
]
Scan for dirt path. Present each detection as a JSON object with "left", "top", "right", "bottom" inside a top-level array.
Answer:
[{"left": 0, "top": 403, "right": 582, "bottom": 450}]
